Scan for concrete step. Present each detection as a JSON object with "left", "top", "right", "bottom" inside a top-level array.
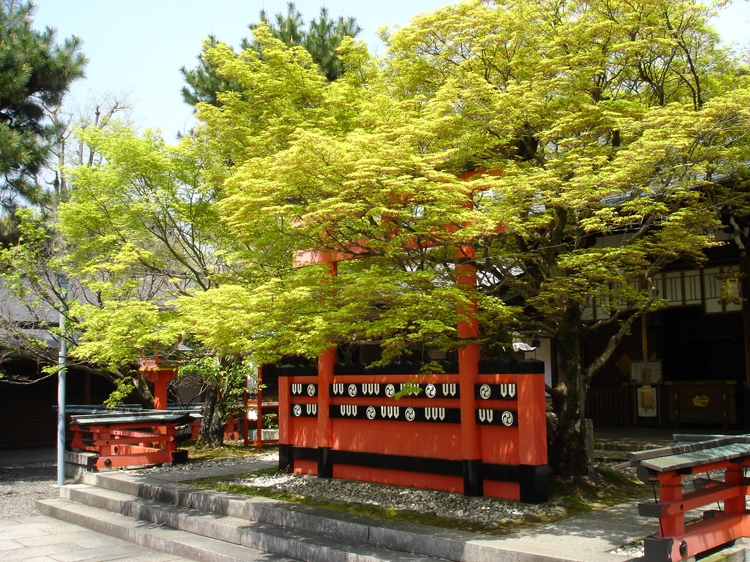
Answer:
[
  {"left": 69, "top": 471, "right": 627, "bottom": 562},
  {"left": 82, "top": 472, "right": 467, "bottom": 559},
  {"left": 36, "top": 497, "right": 293, "bottom": 562},
  {"left": 49, "top": 483, "right": 442, "bottom": 562}
]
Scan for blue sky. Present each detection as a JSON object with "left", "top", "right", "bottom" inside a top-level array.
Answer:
[{"left": 33, "top": 1, "right": 750, "bottom": 140}]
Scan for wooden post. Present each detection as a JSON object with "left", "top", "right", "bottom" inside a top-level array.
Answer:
[
  {"left": 456, "top": 244, "right": 482, "bottom": 496},
  {"left": 243, "top": 375, "right": 249, "bottom": 447},
  {"left": 317, "top": 256, "right": 338, "bottom": 478},
  {"left": 256, "top": 366, "right": 264, "bottom": 450},
  {"left": 278, "top": 364, "right": 292, "bottom": 471},
  {"left": 724, "top": 465, "right": 746, "bottom": 516},
  {"left": 517, "top": 370, "right": 549, "bottom": 503},
  {"left": 658, "top": 473, "right": 685, "bottom": 537},
  {"left": 317, "top": 347, "right": 336, "bottom": 478}
]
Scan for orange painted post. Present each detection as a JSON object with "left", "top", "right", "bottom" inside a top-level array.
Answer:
[
  {"left": 243, "top": 376, "right": 249, "bottom": 447},
  {"left": 517, "top": 369, "right": 549, "bottom": 502},
  {"left": 724, "top": 466, "right": 746, "bottom": 516},
  {"left": 317, "top": 347, "right": 336, "bottom": 478},
  {"left": 317, "top": 254, "right": 338, "bottom": 478},
  {"left": 456, "top": 244, "right": 482, "bottom": 496},
  {"left": 658, "top": 472, "right": 685, "bottom": 537},
  {"left": 278, "top": 364, "right": 292, "bottom": 470},
  {"left": 255, "top": 366, "right": 264, "bottom": 450},
  {"left": 153, "top": 373, "right": 169, "bottom": 410},
  {"left": 139, "top": 364, "right": 178, "bottom": 411}
]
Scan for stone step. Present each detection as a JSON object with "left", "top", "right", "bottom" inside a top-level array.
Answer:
[
  {"left": 70, "top": 471, "right": 625, "bottom": 562},
  {"left": 36, "top": 497, "right": 293, "bottom": 562},
  {"left": 51, "top": 483, "right": 441, "bottom": 562},
  {"left": 81, "top": 472, "right": 468, "bottom": 559}
]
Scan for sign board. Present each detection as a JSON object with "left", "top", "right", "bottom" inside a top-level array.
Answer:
[{"left": 630, "top": 361, "right": 662, "bottom": 385}]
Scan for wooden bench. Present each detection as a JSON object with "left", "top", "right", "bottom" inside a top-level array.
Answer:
[
  {"left": 617, "top": 434, "right": 750, "bottom": 561},
  {"left": 68, "top": 410, "right": 191, "bottom": 470}
]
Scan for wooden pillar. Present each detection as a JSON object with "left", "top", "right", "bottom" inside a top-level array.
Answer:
[
  {"left": 255, "top": 366, "right": 264, "bottom": 450},
  {"left": 658, "top": 473, "right": 685, "bottom": 537},
  {"left": 278, "top": 365, "right": 293, "bottom": 471},
  {"left": 317, "top": 347, "right": 336, "bottom": 478},
  {"left": 243, "top": 374, "right": 249, "bottom": 447},
  {"left": 456, "top": 244, "right": 482, "bottom": 496},
  {"left": 724, "top": 466, "right": 746, "bottom": 516},
  {"left": 317, "top": 255, "right": 338, "bottom": 478},
  {"left": 148, "top": 368, "right": 177, "bottom": 410},
  {"left": 517, "top": 371, "right": 549, "bottom": 503},
  {"left": 153, "top": 377, "right": 168, "bottom": 410}
]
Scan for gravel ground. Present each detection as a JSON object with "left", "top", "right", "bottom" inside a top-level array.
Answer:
[
  {"left": 230, "top": 470, "right": 566, "bottom": 528},
  {"left": 0, "top": 464, "right": 59, "bottom": 519},
  {"left": 141, "top": 451, "right": 570, "bottom": 529}
]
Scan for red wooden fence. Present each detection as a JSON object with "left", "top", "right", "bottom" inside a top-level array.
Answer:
[{"left": 278, "top": 360, "right": 548, "bottom": 503}]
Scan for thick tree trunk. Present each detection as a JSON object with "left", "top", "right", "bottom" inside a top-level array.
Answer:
[
  {"left": 197, "top": 383, "right": 226, "bottom": 448},
  {"left": 548, "top": 305, "right": 591, "bottom": 477},
  {"left": 132, "top": 373, "right": 154, "bottom": 407}
]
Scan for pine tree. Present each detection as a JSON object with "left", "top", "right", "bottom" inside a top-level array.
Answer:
[
  {"left": 181, "top": 2, "right": 361, "bottom": 109},
  {"left": 0, "top": 0, "right": 85, "bottom": 229}
]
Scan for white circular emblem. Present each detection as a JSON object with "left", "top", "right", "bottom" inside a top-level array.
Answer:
[
  {"left": 479, "top": 384, "right": 492, "bottom": 400},
  {"left": 385, "top": 384, "right": 395, "bottom": 397},
  {"left": 348, "top": 384, "right": 357, "bottom": 397},
  {"left": 405, "top": 407, "right": 416, "bottom": 422},
  {"left": 502, "top": 411, "right": 514, "bottom": 427},
  {"left": 425, "top": 384, "right": 436, "bottom": 398},
  {"left": 293, "top": 404, "right": 302, "bottom": 417},
  {"left": 307, "top": 384, "right": 316, "bottom": 396},
  {"left": 366, "top": 406, "right": 376, "bottom": 420}
]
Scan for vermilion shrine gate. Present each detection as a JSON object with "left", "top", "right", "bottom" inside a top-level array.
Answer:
[{"left": 278, "top": 200, "right": 549, "bottom": 502}]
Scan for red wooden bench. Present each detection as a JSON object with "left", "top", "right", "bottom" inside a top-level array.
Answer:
[
  {"left": 617, "top": 434, "right": 750, "bottom": 561},
  {"left": 68, "top": 411, "right": 191, "bottom": 470}
]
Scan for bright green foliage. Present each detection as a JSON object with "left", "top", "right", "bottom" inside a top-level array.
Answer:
[
  {"left": 57, "top": 125, "right": 231, "bottom": 396},
  {"left": 58, "top": 123, "right": 253, "bottom": 437},
  {"left": 181, "top": 2, "right": 361, "bottom": 111},
  {"left": 190, "top": 26, "right": 503, "bottom": 364},
  {"left": 0, "top": 210, "right": 67, "bottom": 372},
  {"left": 192, "top": 0, "right": 749, "bottom": 475},
  {"left": 0, "top": 0, "right": 85, "bottom": 228},
  {"left": 0, "top": 209, "right": 136, "bottom": 397}
]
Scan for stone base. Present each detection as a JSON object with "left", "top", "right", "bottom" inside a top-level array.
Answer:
[
  {"left": 245, "top": 429, "right": 279, "bottom": 442},
  {"left": 64, "top": 451, "right": 98, "bottom": 481}
]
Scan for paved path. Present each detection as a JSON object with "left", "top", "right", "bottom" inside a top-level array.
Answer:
[
  {"left": 0, "top": 515, "right": 196, "bottom": 562},
  {"left": 1, "top": 449, "right": 197, "bottom": 562}
]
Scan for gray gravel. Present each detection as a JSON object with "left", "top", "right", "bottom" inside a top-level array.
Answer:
[
  {"left": 138, "top": 451, "right": 571, "bottom": 529},
  {"left": 232, "top": 470, "right": 568, "bottom": 528},
  {"left": 0, "top": 464, "right": 59, "bottom": 518}
]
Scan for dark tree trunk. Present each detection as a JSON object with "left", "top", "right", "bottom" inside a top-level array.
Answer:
[
  {"left": 133, "top": 373, "right": 154, "bottom": 407},
  {"left": 198, "top": 383, "right": 226, "bottom": 448},
  {"left": 548, "top": 304, "right": 591, "bottom": 477}
]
